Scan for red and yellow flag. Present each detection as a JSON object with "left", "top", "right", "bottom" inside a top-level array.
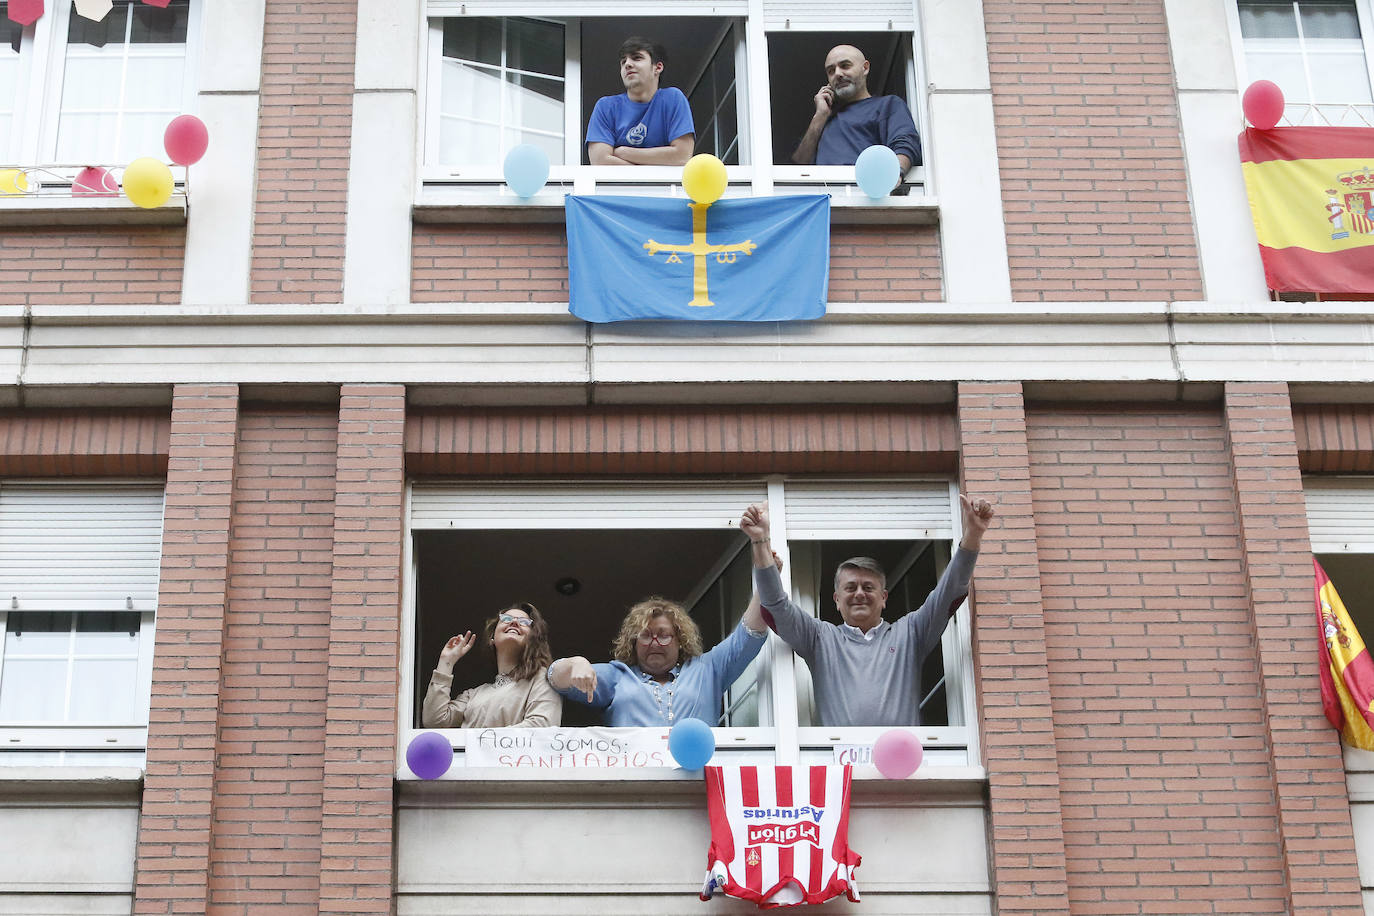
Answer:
[
  {"left": 1315, "top": 558, "right": 1374, "bottom": 750},
  {"left": 1238, "top": 127, "right": 1374, "bottom": 294}
]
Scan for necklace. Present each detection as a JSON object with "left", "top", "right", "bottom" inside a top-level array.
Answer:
[
  {"left": 640, "top": 664, "right": 682, "bottom": 723},
  {"left": 493, "top": 672, "right": 514, "bottom": 687}
]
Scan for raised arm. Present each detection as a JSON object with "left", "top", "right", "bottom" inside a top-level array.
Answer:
[
  {"left": 790, "top": 86, "right": 835, "bottom": 165},
  {"left": 740, "top": 502, "right": 823, "bottom": 657}
]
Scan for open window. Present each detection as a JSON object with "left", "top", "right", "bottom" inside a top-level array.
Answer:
[
  {"left": 401, "top": 476, "right": 978, "bottom": 776},
  {"left": 0, "top": 482, "right": 163, "bottom": 766},
  {"left": 417, "top": 2, "right": 932, "bottom": 211},
  {"left": 1228, "top": 0, "right": 1374, "bottom": 126}
]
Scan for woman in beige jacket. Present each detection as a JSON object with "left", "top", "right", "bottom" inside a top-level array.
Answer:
[{"left": 422, "top": 602, "right": 562, "bottom": 728}]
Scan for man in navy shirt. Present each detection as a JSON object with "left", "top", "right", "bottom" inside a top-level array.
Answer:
[
  {"left": 790, "top": 44, "right": 921, "bottom": 175},
  {"left": 586, "top": 37, "right": 695, "bottom": 166}
]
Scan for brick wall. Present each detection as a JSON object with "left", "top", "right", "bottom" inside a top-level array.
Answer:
[
  {"left": 0, "top": 408, "right": 168, "bottom": 475},
  {"left": 207, "top": 409, "right": 338, "bottom": 913},
  {"left": 1294, "top": 403, "right": 1374, "bottom": 472},
  {"left": 406, "top": 405, "right": 960, "bottom": 475},
  {"left": 411, "top": 224, "right": 942, "bottom": 303},
  {"left": 960, "top": 383, "right": 1070, "bottom": 914},
  {"left": 982, "top": 0, "right": 1203, "bottom": 301},
  {"left": 1224, "top": 384, "right": 1364, "bottom": 914},
  {"left": 318, "top": 386, "right": 405, "bottom": 915},
  {"left": 250, "top": 1, "right": 357, "bottom": 303},
  {"left": 134, "top": 385, "right": 240, "bottom": 915},
  {"left": 1027, "top": 405, "right": 1286, "bottom": 913},
  {"left": 0, "top": 228, "right": 184, "bottom": 306}
]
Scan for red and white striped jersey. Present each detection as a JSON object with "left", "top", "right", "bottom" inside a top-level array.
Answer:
[{"left": 700, "top": 765, "right": 861, "bottom": 908}]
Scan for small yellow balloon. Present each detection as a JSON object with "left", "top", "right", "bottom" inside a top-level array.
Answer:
[
  {"left": 122, "top": 157, "right": 174, "bottom": 209},
  {"left": 681, "top": 154, "right": 727, "bottom": 205},
  {"left": 0, "top": 169, "right": 29, "bottom": 196}
]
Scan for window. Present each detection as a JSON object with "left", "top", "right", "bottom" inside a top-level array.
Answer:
[
  {"left": 418, "top": 4, "right": 929, "bottom": 205},
  {"left": 402, "top": 478, "right": 977, "bottom": 775},
  {"left": 0, "top": 483, "right": 163, "bottom": 765},
  {"left": 2, "top": 0, "right": 198, "bottom": 167},
  {"left": 1231, "top": 0, "right": 1374, "bottom": 125}
]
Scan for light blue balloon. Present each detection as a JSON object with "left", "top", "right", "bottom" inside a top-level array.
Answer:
[
  {"left": 668, "top": 717, "right": 716, "bottom": 770},
  {"left": 503, "top": 144, "right": 550, "bottom": 198},
  {"left": 854, "top": 144, "right": 900, "bottom": 199}
]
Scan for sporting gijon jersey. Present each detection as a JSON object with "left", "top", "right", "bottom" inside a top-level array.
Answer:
[{"left": 700, "top": 765, "right": 861, "bottom": 908}]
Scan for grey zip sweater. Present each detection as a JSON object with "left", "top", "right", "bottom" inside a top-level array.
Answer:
[{"left": 754, "top": 547, "right": 978, "bottom": 727}]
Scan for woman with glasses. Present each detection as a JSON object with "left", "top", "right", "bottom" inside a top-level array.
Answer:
[
  {"left": 422, "top": 603, "right": 562, "bottom": 728},
  {"left": 547, "top": 556, "right": 777, "bottom": 727}
]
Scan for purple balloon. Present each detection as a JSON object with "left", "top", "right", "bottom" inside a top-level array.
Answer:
[
  {"left": 871, "top": 729, "right": 923, "bottom": 779},
  {"left": 406, "top": 731, "right": 454, "bottom": 779}
]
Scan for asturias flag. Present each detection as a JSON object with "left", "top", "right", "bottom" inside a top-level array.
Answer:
[
  {"left": 1315, "top": 558, "right": 1374, "bottom": 750},
  {"left": 567, "top": 195, "right": 829, "bottom": 322},
  {"left": 1238, "top": 127, "right": 1374, "bottom": 294}
]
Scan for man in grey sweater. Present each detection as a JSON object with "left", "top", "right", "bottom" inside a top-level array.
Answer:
[{"left": 740, "top": 495, "right": 994, "bottom": 727}]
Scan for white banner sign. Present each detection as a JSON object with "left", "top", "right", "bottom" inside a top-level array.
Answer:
[
  {"left": 833, "top": 744, "right": 873, "bottom": 766},
  {"left": 466, "top": 727, "right": 672, "bottom": 768}
]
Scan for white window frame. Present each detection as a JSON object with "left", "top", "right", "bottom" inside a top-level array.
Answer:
[
  {"left": 1, "top": 1, "right": 199, "bottom": 197},
  {"left": 415, "top": 1, "right": 934, "bottom": 217},
  {"left": 399, "top": 475, "right": 980, "bottom": 780},
  {"left": 0, "top": 481, "right": 163, "bottom": 756},
  {"left": 1226, "top": 0, "right": 1374, "bottom": 126}
]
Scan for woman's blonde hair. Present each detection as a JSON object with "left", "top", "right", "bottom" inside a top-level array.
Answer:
[
  {"left": 482, "top": 602, "right": 553, "bottom": 682},
  {"left": 610, "top": 597, "right": 704, "bottom": 665}
]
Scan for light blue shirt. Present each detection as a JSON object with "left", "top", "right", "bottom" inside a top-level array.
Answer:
[{"left": 554, "top": 621, "right": 766, "bottom": 726}]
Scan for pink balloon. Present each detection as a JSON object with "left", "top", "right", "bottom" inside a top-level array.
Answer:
[
  {"left": 1243, "top": 80, "right": 1285, "bottom": 130},
  {"left": 164, "top": 115, "right": 209, "bottom": 166},
  {"left": 73, "top": 166, "right": 119, "bottom": 198},
  {"left": 872, "top": 729, "right": 923, "bottom": 779}
]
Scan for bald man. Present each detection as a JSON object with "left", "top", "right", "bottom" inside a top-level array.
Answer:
[{"left": 790, "top": 44, "right": 921, "bottom": 176}]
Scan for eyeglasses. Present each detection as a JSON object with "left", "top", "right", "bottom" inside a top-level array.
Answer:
[
  {"left": 498, "top": 613, "right": 533, "bottom": 629},
  {"left": 637, "top": 631, "right": 675, "bottom": 646}
]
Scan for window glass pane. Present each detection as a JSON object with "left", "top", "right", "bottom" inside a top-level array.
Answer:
[
  {"left": 70, "top": 659, "right": 138, "bottom": 720},
  {"left": 1300, "top": 1, "right": 1361, "bottom": 38},
  {"left": 56, "top": 1, "right": 188, "bottom": 163},
  {"left": 438, "top": 18, "right": 566, "bottom": 167},
  {"left": 4, "top": 612, "right": 71, "bottom": 656},
  {"left": 0, "top": 658, "right": 67, "bottom": 721},
  {"left": 1239, "top": 0, "right": 1300, "bottom": 38},
  {"left": 130, "top": 1, "right": 189, "bottom": 44},
  {"left": 69, "top": 2, "right": 129, "bottom": 47},
  {"left": 1245, "top": 49, "right": 1313, "bottom": 101},
  {"left": 74, "top": 612, "right": 140, "bottom": 656},
  {"left": 444, "top": 17, "right": 504, "bottom": 67},
  {"left": 1311, "top": 50, "right": 1374, "bottom": 100},
  {"left": 504, "top": 18, "right": 563, "bottom": 78}
]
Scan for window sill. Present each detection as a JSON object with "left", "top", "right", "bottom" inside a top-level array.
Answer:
[
  {"left": 0, "top": 766, "right": 143, "bottom": 799},
  {"left": 411, "top": 191, "right": 938, "bottom": 226},
  {"left": 0, "top": 194, "right": 188, "bottom": 227}
]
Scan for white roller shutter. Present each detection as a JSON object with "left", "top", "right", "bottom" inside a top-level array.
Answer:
[
  {"left": 0, "top": 483, "right": 165, "bottom": 611},
  {"left": 427, "top": 1, "right": 747, "bottom": 15},
  {"left": 1305, "top": 477, "right": 1374, "bottom": 552},
  {"left": 409, "top": 480, "right": 767, "bottom": 529},
  {"left": 783, "top": 479, "right": 952, "bottom": 540},
  {"left": 762, "top": 0, "right": 916, "bottom": 30}
]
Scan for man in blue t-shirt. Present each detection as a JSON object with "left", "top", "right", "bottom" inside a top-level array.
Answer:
[
  {"left": 586, "top": 37, "right": 695, "bottom": 166},
  {"left": 790, "top": 44, "right": 921, "bottom": 176}
]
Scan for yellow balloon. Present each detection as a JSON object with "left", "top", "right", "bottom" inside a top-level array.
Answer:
[
  {"left": 122, "top": 157, "right": 174, "bottom": 209},
  {"left": 681, "top": 154, "right": 727, "bottom": 205},
  {"left": 0, "top": 169, "right": 29, "bottom": 196}
]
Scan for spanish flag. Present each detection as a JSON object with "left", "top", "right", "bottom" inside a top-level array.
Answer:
[
  {"left": 1315, "top": 558, "right": 1374, "bottom": 750},
  {"left": 1238, "top": 127, "right": 1374, "bottom": 294}
]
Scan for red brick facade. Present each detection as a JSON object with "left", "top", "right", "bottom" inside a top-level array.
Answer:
[
  {"left": 0, "top": 228, "right": 185, "bottom": 306},
  {"left": 983, "top": 0, "right": 1204, "bottom": 301},
  {"left": 411, "top": 224, "right": 943, "bottom": 303}
]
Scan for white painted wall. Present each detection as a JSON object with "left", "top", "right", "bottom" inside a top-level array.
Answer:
[{"left": 395, "top": 778, "right": 991, "bottom": 915}]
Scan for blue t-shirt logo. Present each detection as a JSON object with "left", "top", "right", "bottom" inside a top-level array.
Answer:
[{"left": 627, "top": 122, "right": 648, "bottom": 146}]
